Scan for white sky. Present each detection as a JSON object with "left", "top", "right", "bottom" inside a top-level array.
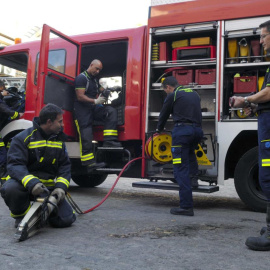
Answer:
[{"left": 1, "top": 0, "right": 151, "bottom": 41}]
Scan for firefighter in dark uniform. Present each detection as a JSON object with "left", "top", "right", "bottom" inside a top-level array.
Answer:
[
  {"left": 0, "top": 103, "right": 76, "bottom": 228},
  {"left": 74, "top": 59, "right": 121, "bottom": 171},
  {"left": 157, "top": 76, "right": 203, "bottom": 216},
  {"left": 231, "top": 20, "right": 270, "bottom": 251},
  {"left": 0, "top": 80, "right": 23, "bottom": 184}
]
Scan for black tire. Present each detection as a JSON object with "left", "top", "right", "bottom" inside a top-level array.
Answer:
[
  {"left": 72, "top": 174, "right": 108, "bottom": 187},
  {"left": 234, "top": 146, "right": 267, "bottom": 212}
]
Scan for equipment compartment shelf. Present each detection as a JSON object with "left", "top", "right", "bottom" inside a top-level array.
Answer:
[
  {"left": 149, "top": 112, "right": 215, "bottom": 119},
  {"left": 151, "top": 83, "right": 216, "bottom": 90},
  {"left": 225, "top": 61, "right": 270, "bottom": 68},
  {"left": 151, "top": 59, "right": 217, "bottom": 68}
]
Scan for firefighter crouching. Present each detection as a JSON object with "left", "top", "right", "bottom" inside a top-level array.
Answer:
[{"left": 0, "top": 103, "right": 76, "bottom": 228}]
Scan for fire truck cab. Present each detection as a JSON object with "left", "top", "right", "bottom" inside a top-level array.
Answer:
[{"left": 1, "top": 0, "right": 270, "bottom": 212}]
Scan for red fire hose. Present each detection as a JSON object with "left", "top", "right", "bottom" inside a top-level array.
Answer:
[{"left": 66, "top": 157, "right": 144, "bottom": 214}]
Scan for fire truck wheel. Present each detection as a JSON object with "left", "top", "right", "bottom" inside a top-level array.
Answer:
[
  {"left": 72, "top": 174, "right": 108, "bottom": 187},
  {"left": 234, "top": 146, "right": 267, "bottom": 213}
]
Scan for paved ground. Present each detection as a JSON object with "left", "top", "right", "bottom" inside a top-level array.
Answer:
[{"left": 0, "top": 176, "right": 268, "bottom": 270}]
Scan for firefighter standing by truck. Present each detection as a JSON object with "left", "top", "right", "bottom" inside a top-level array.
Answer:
[
  {"left": 231, "top": 19, "right": 270, "bottom": 251},
  {"left": 0, "top": 80, "right": 23, "bottom": 183},
  {"left": 157, "top": 76, "right": 203, "bottom": 216},
  {"left": 73, "top": 59, "right": 121, "bottom": 171},
  {"left": 0, "top": 103, "right": 76, "bottom": 229}
]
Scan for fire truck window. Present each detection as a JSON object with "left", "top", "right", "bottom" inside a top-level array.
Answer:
[
  {"left": 34, "top": 50, "right": 66, "bottom": 84},
  {"left": 47, "top": 50, "right": 65, "bottom": 73}
]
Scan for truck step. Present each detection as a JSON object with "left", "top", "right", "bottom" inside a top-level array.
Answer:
[
  {"left": 96, "top": 168, "right": 122, "bottom": 172},
  {"left": 97, "top": 146, "right": 124, "bottom": 150},
  {"left": 132, "top": 181, "right": 219, "bottom": 193}
]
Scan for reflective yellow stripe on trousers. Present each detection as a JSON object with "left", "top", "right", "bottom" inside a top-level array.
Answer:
[
  {"left": 11, "top": 203, "right": 31, "bottom": 218},
  {"left": 173, "top": 158, "right": 182, "bottom": 164},
  {"left": 103, "top": 130, "right": 118, "bottom": 136},
  {"left": 81, "top": 153, "right": 94, "bottom": 162},
  {"left": 262, "top": 159, "right": 270, "bottom": 167}
]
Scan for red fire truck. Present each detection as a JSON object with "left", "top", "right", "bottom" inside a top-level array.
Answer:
[{"left": 0, "top": 0, "right": 270, "bottom": 212}]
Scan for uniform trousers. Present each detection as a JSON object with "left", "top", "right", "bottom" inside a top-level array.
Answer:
[
  {"left": 171, "top": 124, "right": 203, "bottom": 209},
  {"left": 74, "top": 103, "right": 118, "bottom": 166},
  {"left": 258, "top": 112, "right": 270, "bottom": 201},
  {"left": 0, "top": 136, "right": 7, "bottom": 167},
  {"left": 1, "top": 179, "right": 76, "bottom": 228}
]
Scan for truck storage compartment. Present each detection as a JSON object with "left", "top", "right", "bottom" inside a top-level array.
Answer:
[
  {"left": 172, "top": 69, "right": 193, "bottom": 85},
  {"left": 233, "top": 76, "right": 257, "bottom": 93},
  {"left": 172, "top": 45, "right": 216, "bottom": 61},
  {"left": 195, "top": 69, "right": 216, "bottom": 85},
  {"left": 159, "top": 41, "right": 170, "bottom": 61},
  {"left": 190, "top": 37, "right": 212, "bottom": 46}
]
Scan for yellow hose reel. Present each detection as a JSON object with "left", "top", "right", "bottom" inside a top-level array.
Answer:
[
  {"left": 145, "top": 133, "right": 172, "bottom": 164},
  {"left": 145, "top": 133, "right": 212, "bottom": 167},
  {"left": 235, "top": 109, "right": 258, "bottom": 119}
]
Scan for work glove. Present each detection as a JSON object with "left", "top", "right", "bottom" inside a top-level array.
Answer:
[
  {"left": 94, "top": 95, "right": 106, "bottom": 105},
  {"left": 101, "top": 88, "right": 111, "bottom": 99},
  {"left": 51, "top": 188, "right": 66, "bottom": 204},
  {"left": 31, "top": 183, "right": 49, "bottom": 197}
]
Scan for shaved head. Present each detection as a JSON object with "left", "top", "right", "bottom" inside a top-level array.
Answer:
[{"left": 87, "top": 59, "right": 103, "bottom": 76}]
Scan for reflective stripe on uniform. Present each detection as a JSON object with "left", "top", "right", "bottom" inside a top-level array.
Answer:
[
  {"left": 24, "top": 129, "right": 37, "bottom": 142},
  {"left": 10, "top": 111, "right": 18, "bottom": 120},
  {"left": 262, "top": 159, "right": 270, "bottom": 167},
  {"left": 11, "top": 203, "right": 31, "bottom": 218},
  {"left": 40, "top": 179, "right": 55, "bottom": 187},
  {"left": 81, "top": 153, "right": 94, "bottom": 162},
  {"left": 22, "top": 175, "right": 36, "bottom": 187},
  {"left": 28, "top": 140, "right": 62, "bottom": 149},
  {"left": 174, "top": 86, "right": 193, "bottom": 102},
  {"left": 75, "top": 119, "right": 83, "bottom": 155},
  {"left": 173, "top": 158, "right": 182, "bottom": 164},
  {"left": 56, "top": 177, "right": 69, "bottom": 188},
  {"left": 103, "top": 129, "right": 118, "bottom": 136},
  {"left": 0, "top": 142, "right": 5, "bottom": 147},
  {"left": 74, "top": 119, "right": 95, "bottom": 161}
]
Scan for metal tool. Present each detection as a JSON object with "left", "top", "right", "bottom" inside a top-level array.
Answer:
[{"left": 14, "top": 195, "right": 58, "bottom": 241}]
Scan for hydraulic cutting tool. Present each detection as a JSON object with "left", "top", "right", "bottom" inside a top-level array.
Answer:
[{"left": 14, "top": 195, "right": 58, "bottom": 241}]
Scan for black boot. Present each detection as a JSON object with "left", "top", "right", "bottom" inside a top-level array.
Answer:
[
  {"left": 260, "top": 227, "right": 267, "bottom": 235},
  {"left": 87, "top": 160, "right": 106, "bottom": 172},
  {"left": 170, "top": 207, "right": 194, "bottom": 216},
  {"left": 245, "top": 203, "right": 270, "bottom": 251},
  {"left": 103, "top": 141, "right": 122, "bottom": 147}
]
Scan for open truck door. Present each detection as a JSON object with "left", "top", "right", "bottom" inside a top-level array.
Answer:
[{"left": 36, "top": 24, "right": 81, "bottom": 137}]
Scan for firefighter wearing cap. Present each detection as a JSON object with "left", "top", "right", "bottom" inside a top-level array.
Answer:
[
  {"left": 0, "top": 104, "right": 76, "bottom": 228},
  {"left": 0, "top": 81, "right": 23, "bottom": 183},
  {"left": 157, "top": 76, "right": 203, "bottom": 216},
  {"left": 73, "top": 59, "right": 121, "bottom": 172}
]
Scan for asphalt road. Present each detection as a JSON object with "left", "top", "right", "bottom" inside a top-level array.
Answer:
[{"left": 0, "top": 176, "right": 268, "bottom": 270}]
